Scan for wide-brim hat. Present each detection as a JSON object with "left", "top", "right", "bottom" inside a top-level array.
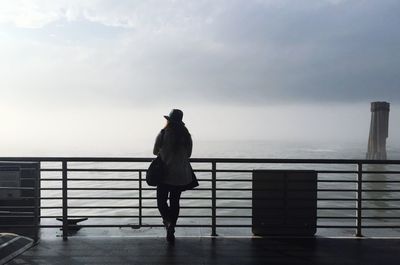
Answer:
[{"left": 164, "top": 109, "right": 185, "bottom": 125}]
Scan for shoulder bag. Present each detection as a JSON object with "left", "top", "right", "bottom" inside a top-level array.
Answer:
[{"left": 146, "top": 155, "right": 165, "bottom": 186}]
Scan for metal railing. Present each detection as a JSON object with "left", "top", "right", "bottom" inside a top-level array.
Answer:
[{"left": 1, "top": 157, "right": 400, "bottom": 240}]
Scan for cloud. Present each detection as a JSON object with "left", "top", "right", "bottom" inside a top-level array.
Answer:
[{"left": 0, "top": 0, "right": 399, "bottom": 108}]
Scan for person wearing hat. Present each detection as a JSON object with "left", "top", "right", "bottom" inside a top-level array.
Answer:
[{"left": 153, "top": 109, "right": 197, "bottom": 243}]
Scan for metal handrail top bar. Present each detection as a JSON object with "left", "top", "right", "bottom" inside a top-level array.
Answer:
[{"left": 0, "top": 157, "right": 400, "bottom": 164}]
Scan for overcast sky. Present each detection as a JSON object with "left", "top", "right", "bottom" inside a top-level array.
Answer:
[{"left": 0, "top": 0, "right": 399, "bottom": 155}]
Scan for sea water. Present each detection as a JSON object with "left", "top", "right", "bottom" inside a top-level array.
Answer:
[{"left": 39, "top": 140, "right": 400, "bottom": 237}]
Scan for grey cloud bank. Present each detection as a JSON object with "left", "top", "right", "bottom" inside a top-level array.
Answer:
[{"left": 0, "top": 0, "right": 399, "bottom": 107}]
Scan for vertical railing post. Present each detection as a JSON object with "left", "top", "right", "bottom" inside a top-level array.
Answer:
[
  {"left": 211, "top": 161, "right": 217, "bottom": 236},
  {"left": 356, "top": 162, "right": 363, "bottom": 237},
  {"left": 62, "top": 160, "right": 68, "bottom": 241},
  {"left": 33, "top": 162, "right": 40, "bottom": 242},
  {"left": 139, "top": 170, "right": 142, "bottom": 227}
]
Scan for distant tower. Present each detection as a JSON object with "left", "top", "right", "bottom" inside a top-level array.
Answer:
[{"left": 366, "top": 102, "right": 390, "bottom": 160}]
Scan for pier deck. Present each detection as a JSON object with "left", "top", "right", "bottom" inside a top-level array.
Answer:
[{"left": 8, "top": 236, "right": 400, "bottom": 265}]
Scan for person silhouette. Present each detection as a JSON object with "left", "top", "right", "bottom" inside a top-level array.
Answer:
[{"left": 153, "top": 109, "right": 197, "bottom": 243}]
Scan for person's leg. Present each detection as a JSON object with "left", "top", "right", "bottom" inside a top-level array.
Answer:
[
  {"left": 169, "top": 189, "right": 182, "bottom": 226},
  {"left": 157, "top": 184, "right": 170, "bottom": 223}
]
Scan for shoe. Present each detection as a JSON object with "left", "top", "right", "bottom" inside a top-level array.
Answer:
[
  {"left": 166, "top": 225, "right": 175, "bottom": 243},
  {"left": 163, "top": 219, "right": 170, "bottom": 230}
]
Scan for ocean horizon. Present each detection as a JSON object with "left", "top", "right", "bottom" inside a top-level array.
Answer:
[{"left": 3, "top": 139, "right": 399, "bottom": 160}]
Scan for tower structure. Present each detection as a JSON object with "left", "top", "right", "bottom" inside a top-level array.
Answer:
[{"left": 366, "top": 102, "right": 390, "bottom": 160}]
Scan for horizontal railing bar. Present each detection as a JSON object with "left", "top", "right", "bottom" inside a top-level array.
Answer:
[
  {"left": 215, "top": 179, "right": 377, "bottom": 183},
  {"left": 362, "top": 189, "right": 400, "bottom": 192},
  {"left": 40, "top": 206, "right": 213, "bottom": 209},
  {"left": 362, "top": 199, "right": 400, "bottom": 201},
  {"left": 316, "top": 225, "right": 357, "bottom": 228},
  {"left": 215, "top": 188, "right": 360, "bottom": 192},
  {"left": 68, "top": 215, "right": 211, "bottom": 219},
  {"left": 317, "top": 198, "right": 358, "bottom": 201},
  {"left": 361, "top": 217, "right": 400, "bottom": 219},
  {"left": 0, "top": 215, "right": 35, "bottom": 218},
  {"left": 363, "top": 181, "right": 400, "bottom": 183},
  {"left": 212, "top": 225, "right": 400, "bottom": 229},
  {"left": 146, "top": 206, "right": 211, "bottom": 209},
  {"left": 0, "top": 225, "right": 36, "bottom": 228},
  {"left": 58, "top": 216, "right": 140, "bottom": 218},
  {"left": 215, "top": 170, "right": 256, "bottom": 173},
  {"left": 1, "top": 156, "right": 400, "bottom": 165},
  {"left": 68, "top": 188, "right": 139, "bottom": 191},
  {"left": 35, "top": 206, "right": 378, "bottom": 210},
  {"left": 67, "top": 197, "right": 140, "bottom": 200},
  {"left": 140, "top": 187, "right": 211, "bottom": 190},
  {"left": 214, "top": 225, "right": 251, "bottom": 227},
  {"left": 41, "top": 178, "right": 212, "bottom": 182},
  {"left": 68, "top": 178, "right": 140, "bottom": 181},
  {"left": 61, "top": 168, "right": 212, "bottom": 173},
  {"left": 1, "top": 197, "right": 373, "bottom": 201},
  {"left": 362, "top": 207, "right": 400, "bottom": 210},
  {"left": 38, "top": 206, "right": 358, "bottom": 210},
  {"left": 0, "top": 187, "right": 35, "bottom": 190},
  {"left": 215, "top": 216, "right": 251, "bottom": 218},
  {"left": 66, "top": 188, "right": 211, "bottom": 191},
  {"left": 214, "top": 206, "right": 251, "bottom": 209},
  {"left": 317, "top": 216, "right": 356, "bottom": 219},
  {"left": 215, "top": 197, "right": 252, "bottom": 200},
  {"left": 79, "top": 224, "right": 386, "bottom": 229},
  {"left": 1, "top": 197, "right": 41, "bottom": 200},
  {"left": 361, "top": 226, "right": 400, "bottom": 228},
  {"left": 317, "top": 180, "right": 358, "bottom": 183},
  {"left": 215, "top": 170, "right": 360, "bottom": 174},
  {"left": 71, "top": 224, "right": 213, "bottom": 228},
  {"left": 38, "top": 188, "right": 144, "bottom": 191},
  {"left": 215, "top": 170, "right": 398, "bottom": 174},
  {"left": 28, "top": 206, "right": 400, "bottom": 211},
  {"left": 317, "top": 171, "right": 358, "bottom": 174},
  {"left": 140, "top": 215, "right": 249, "bottom": 218},
  {"left": 362, "top": 171, "right": 400, "bottom": 174},
  {"left": 215, "top": 188, "right": 252, "bottom": 191},
  {"left": 0, "top": 206, "right": 36, "bottom": 209},
  {"left": 56, "top": 215, "right": 270, "bottom": 219},
  {"left": 0, "top": 157, "right": 152, "bottom": 162},
  {"left": 37, "top": 197, "right": 144, "bottom": 200},
  {"left": 38, "top": 197, "right": 370, "bottom": 201},
  {"left": 318, "top": 189, "right": 357, "bottom": 192},
  {"left": 41, "top": 168, "right": 208, "bottom": 173},
  {"left": 318, "top": 207, "right": 357, "bottom": 210},
  {"left": 216, "top": 179, "right": 252, "bottom": 182},
  {"left": 66, "top": 197, "right": 213, "bottom": 200},
  {"left": 41, "top": 178, "right": 136, "bottom": 181},
  {"left": 216, "top": 188, "right": 359, "bottom": 192},
  {"left": 34, "top": 197, "right": 400, "bottom": 202},
  {"left": 68, "top": 169, "right": 142, "bottom": 172}
]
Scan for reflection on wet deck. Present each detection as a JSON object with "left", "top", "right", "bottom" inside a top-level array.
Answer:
[{"left": 8, "top": 235, "right": 400, "bottom": 265}]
